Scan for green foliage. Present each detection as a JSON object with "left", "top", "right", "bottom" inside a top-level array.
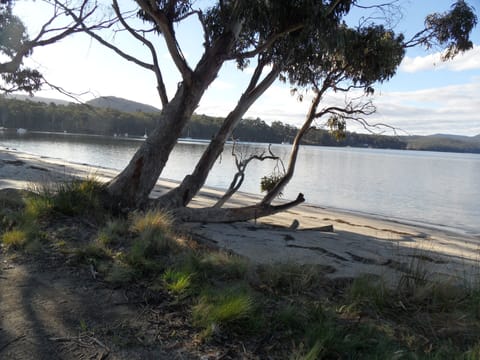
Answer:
[
  {"left": 0, "top": 4, "right": 43, "bottom": 94},
  {"left": 327, "top": 115, "right": 347, "bottom": 141},
  {"left": 260, "top": 173, "right": 283, "bottom": 196},
  {"left": 162, "top": 268, "right": 193, "bottom": 295},
  {"left": 0, "top": 97, "right": 157, "bottom": 137},
  {"left": 425, "top": 0, "right": 478, "bottom": 59},
  {"left": 192, "top": 285, "right": 256, "bottom": 336}
]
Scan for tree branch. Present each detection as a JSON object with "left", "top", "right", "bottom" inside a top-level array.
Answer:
[
  {"left": 112, "top": 0, "right": 168, "bottom": 107},
  {"left": 214, "top": 143, "right": 282, "bottom": 208},
  {"left": 228, "top": 23, "right": 304, "bottom": 60},
  {"left": 136, "top": 0, "right": 193, "bottom": 84}
]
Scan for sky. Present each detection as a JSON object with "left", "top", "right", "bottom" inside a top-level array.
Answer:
[{"left": 12, "top": 0, "right": 480, "bottom": 136}]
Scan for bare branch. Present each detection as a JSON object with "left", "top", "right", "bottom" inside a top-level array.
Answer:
[
  {"left": 136, "top": 0, "right": 193, "bottom": 83},
  {"left": 56, "top": 2, "right": 157, "bottom": 73},
  {"left": 112, "top": 0, "right": 168, "bottom": 107},
  {"left": 215, "top": 143, "right": 282, "bottom": 208}
]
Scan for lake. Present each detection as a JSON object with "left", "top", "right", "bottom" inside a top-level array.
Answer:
[{"left": 1, "top": 131, "right": 479, "bottom": 235}]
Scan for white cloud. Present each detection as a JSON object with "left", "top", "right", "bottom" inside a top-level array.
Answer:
[
  {"left": 367, "top": 80, "right": 480, "bottom": 135},
  {"left": 400, "top": 45, "right": 480, "bottom": 73}
]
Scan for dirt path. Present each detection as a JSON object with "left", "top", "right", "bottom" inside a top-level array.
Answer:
[{"left": 0, "top": 255, "right": 191, "bottom": 359}]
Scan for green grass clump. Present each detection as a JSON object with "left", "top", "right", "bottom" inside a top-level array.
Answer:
[
  {"left": 346, "top": 275, "right": 389, "bottom": 312},
  {"left": 125, "top": 210, "right": 180, "bottom": 272},
  {"left": 192, "top": 285, "right": 256, "bottom": 337},
  {"left": 186, "top": 251, "right": 248, "bottom": 282},
  {"left": 96, "top": 218, "right": 129, "bottom": 246},
  {"left": 24, "top": 193, "right": 53, "bottom": 220},
  {"left": 162, "top": 268, "right": 193, "bottom": 295},
  {"left": 25, "top": 178, "right": 104, "bottom": 219},
  {"left": 2, "top": 228, "right": 29, "bottom": 249},
  {"left": 130, "top": 209, "right": 173, "bottom": 237},
  {"left": 105, "top": 262, "right": 138, "bottom": 285},
  {"left": 256, "top": 263, "right": 322, "bottom": 295}
]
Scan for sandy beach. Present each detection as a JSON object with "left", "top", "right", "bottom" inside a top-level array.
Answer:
[{"left": 1, "top": 146, "right": 479, "bottom": 285}]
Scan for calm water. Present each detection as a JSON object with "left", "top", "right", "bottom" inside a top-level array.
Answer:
[{"left": 1, "top": 132, "right": 479, "bottom": 235}]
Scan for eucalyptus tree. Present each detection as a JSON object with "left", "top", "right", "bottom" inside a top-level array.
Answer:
[
  {"left": 0, "top": 0, "right": 101, "bottom": 94},
  {"left": 50, "top": 1, "right": 477, "bottom": 220}
]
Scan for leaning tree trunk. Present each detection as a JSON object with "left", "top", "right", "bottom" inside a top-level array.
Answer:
[
  {"left": 155, "top": 65, "right": 280, "bottom": 209},
  {"left": 107, "top": 33, "right": 237, "bottom": 208},
  {"left": 261, "top": 91, "right": 322, "bottom": 205}
]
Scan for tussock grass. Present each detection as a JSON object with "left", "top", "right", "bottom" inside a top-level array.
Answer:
[
  {"left": 2, "top": 228, "right": 29, "bottom": 249},
  {"left": 192, "top": 285, "right": 257, "bottom": 337},
  {"left": 130, "top": 209, "right": 173, "bottom": 237},
  {"left": 186, "top": 251, "right": 248, "bottom": 282},
  {"left": 105, "top": 262, "right": 138, "bottom": 285},
  {"left": 96, "top": 218, "right": 129, "bottom": 246},
  {"left": 25, "top": 177, "right": 104, "bottom": 219},
  {"left": 256, "top": 263, "right": 323, "bottom": 295},
  {"left": 162, "top": 268, "right": 193, "bottom": 295}
]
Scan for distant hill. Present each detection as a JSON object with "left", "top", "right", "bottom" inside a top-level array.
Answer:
[
  {"left": 404, "top": 134, "right": 480, "bottom": 153},
  {"left": 7, "top": 94, "right": 71, "bottom": 106},
  {"left": 86, "top": 96, "right": 161, "bottom": 113}
]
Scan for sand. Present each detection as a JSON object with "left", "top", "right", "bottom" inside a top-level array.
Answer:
[{"left": 1, "top": 146, "right": 479, "bottom": 284}]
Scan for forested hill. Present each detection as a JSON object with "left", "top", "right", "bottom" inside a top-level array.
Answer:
[
  {"left": 86, "top": 96, "right": 161, "bottom": 113},
  {"left": 1, "top": 96, "right": 479, "bottom": 153}
]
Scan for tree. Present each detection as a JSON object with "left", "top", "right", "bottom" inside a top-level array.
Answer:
[
  {"left": 0, "top": 0, "right": 107, "bottom": 94},
  {"left": 24, "top": 1, "right": 479, "bottom": 221}
]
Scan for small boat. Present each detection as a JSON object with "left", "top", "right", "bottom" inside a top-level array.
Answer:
[
  {"left": 143, "top": 129, "right": 148, "bottom": 139},
  {"left": 16, "top": 128, "right": 27, "bottom": 134}
]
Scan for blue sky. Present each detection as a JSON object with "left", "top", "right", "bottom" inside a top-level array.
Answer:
[{"left": 14, "top": 0, "right": 480, "bottom": 136}]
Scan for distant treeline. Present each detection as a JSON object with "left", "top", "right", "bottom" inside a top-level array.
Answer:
[{"left": 1, "top": 97, "right": 479, "bottom": 153}]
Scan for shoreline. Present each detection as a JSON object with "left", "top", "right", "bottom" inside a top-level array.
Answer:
[
  {"left": 3, "top": 143, "right": 473, "bottom": 237},
  {"left": 1, "top": 146, "right": 480, "bottom": 284}
]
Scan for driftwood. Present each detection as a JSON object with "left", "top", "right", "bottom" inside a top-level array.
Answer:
[{"left": 174, "top": 193, "right": 305, "bottom": 223}]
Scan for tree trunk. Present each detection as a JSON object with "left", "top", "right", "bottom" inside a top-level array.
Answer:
[
  {"left": 155, "top": 66, "right": 280, "bottom": 209},
  {"left": 174, "top": 193, "right": 305, "bottom": 223},
  {"left": 261, "top": 91, "right": 322, "bottom": 205},
  {"left": 106, "top": 32, "right": 237, "bottom": 208}
]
